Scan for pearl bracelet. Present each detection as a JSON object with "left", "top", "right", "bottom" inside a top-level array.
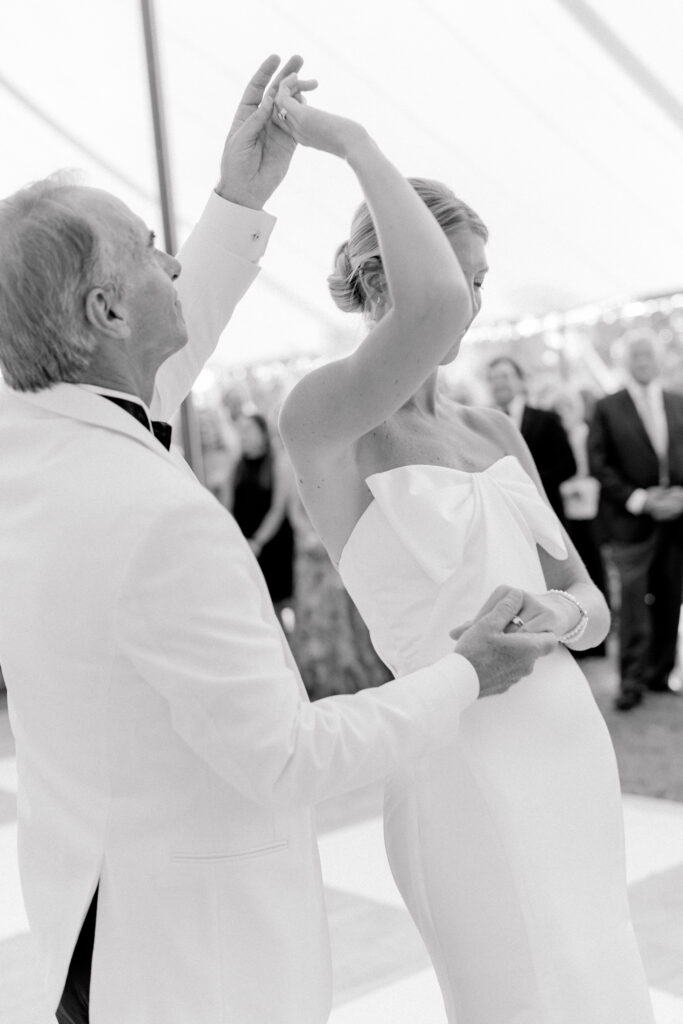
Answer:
[{"left": 547, "top": 589, "right": 589, "bottom": 646}]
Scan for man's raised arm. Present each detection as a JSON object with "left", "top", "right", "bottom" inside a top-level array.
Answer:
[{"left": 151, "top": 54, "right": 316, "bottom": 420}]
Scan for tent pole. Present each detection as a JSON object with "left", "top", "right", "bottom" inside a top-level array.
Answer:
[
  {"left": 140, "top": 0, "right": 205, "bottom": 483},
  {"left": 555, "top": 0, "right": 683, "bottom": 138}
]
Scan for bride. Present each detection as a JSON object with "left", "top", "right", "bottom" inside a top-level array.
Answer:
[{"left": 274, "top": 76, "right": 654, "bottom": 1022}]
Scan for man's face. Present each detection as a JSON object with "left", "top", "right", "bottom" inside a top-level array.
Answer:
[
  {"left": 627, "top": 338, "right": 659, "bottom": 386},
  {"left": 77, "top": 189, "right": 188, "bottom": 382},
  {"left": 487, "top": 360, "right": 523, "bottom": 409}
]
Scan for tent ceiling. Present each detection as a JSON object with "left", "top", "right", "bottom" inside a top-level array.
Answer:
[{"left": 2, "top": 0, "right": 682, "bottom": 364}]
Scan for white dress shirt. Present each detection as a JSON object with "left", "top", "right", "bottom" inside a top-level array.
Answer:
[
  {"left": 627, "top": 380, "right": 668, "bottom": 458},
  {"left": 625, "top": 379, "right": 669, "bottom": 514},
  {"left": 500, "top": 393, "right": 526, "bottom": 428}
]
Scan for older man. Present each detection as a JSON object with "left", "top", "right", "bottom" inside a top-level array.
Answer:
[
  {"left": 0, "top": 58, "right": 553, "bottom": 1024},
  {"left": 589, "top": 331, "right": 683, "bottom": 710}
]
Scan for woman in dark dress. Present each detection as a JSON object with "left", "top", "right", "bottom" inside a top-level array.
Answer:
[{"left": 231, "top": 412, "right": 295, "bottom": 623}]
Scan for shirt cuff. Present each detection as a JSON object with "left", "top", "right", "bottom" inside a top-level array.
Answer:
[
  {"left": 404, "top": 651, "right": 479, "bottom": 716},
  {"left": 376, "top": 652, "right": 478, "bottom": 760},
  {"left": 186, "top": 190, "right": 276, "bottom": 263},
  {"left": 433, "top": 652, "right": 480, "bottom": 703},
  {"left": 626, "top": 488, "right": 649, "bottom": 515}
]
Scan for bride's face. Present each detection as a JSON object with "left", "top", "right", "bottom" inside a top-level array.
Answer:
[{"left": 439, "top": 227, "right": 488, "bottom": 365}]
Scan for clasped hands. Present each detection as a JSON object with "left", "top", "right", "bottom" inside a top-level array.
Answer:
[
  {"left": 215, "top": 54, "right": 374, "bottom": 209},
  {"left": 216, "top": 54, "right": 318, "bottom": 210},
  {"left": 451, "top": 585, "right": 580, "bottom": 643},
  {"left": 448, "top": 586, "right": 580, "bottom": 698}
]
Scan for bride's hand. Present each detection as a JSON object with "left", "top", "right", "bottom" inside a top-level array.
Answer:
[
  {"left": 450, "top": 585, "right": 578, "bottom": 641},
  {"left": 509, "top": 591, "right": 580, "bottom": 637},
  {"left": 273, "top": 73, "right": 369, "bottom": 158}
]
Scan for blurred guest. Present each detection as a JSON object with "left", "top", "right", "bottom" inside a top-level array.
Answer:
[
  {"left": 554, "top": 387, "right": 609, "bottom": 657},
  {"left": 486, "top": 356, "right": 576, "bottom": 521},
  {"left": 197, "top": 403, "right": 239, "bottom": 507},
  {"left": 231, "top": 412, "right": 295, "bottom": 625},
  {"left": 588, "top": 330, "right": 683, "bottom": 710},
  {"left": 221, "top": 381, "right": 252, "bottom": 425}
]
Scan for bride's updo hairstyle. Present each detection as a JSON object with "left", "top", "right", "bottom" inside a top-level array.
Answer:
[{"left": 328, "top": 178, "right": 488, "bottom": 315}]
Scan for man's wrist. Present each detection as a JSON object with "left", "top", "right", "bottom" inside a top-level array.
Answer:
[
  {"left": 214, "top": 183, "right": 264, "bottom": 211},
  {"left": 195, "top": 192, "right": 276, "bottom": 264}
]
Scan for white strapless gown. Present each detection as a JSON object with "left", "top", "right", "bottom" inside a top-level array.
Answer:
[{"left": 338, "top": 458, "right": 654, "bottom": 1024}]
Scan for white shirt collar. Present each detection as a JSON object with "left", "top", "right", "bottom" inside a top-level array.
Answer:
[
  {"left": 76, "top": 384, "right": 153, "bottom": 427},
  {"left": 504, "top": 393, "right": 526, "bottom": 428},
  {"left": 626, "top": 379, "right": 663, "bottom": 406}
]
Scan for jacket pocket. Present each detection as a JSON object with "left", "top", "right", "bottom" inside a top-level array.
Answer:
[{"left": 169, "top": 839, "right": 289, "bottom": 863}]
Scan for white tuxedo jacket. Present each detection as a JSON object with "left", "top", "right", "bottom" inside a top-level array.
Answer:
[{"left": 0, "top": 194, "right": 478, "bottom": 1023}]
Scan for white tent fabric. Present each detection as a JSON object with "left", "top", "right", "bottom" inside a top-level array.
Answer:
[{"left": 2, "top": 0, "right": 682, "bottom": 364}]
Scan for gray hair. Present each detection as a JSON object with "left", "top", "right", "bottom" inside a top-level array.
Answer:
[
  {"left": 613, "top": 327, "right": 664, "bottom": 366},
  {"left": 0, "top": 174, "right": 124, "bottom": 391}
]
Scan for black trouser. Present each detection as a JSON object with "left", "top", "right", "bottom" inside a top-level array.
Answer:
[
  {"left": 610, "top": 529, "right": 683, "bottom": 695},
  {"left": 56, "top": 888, "right": 98, "bottom": 1024}
]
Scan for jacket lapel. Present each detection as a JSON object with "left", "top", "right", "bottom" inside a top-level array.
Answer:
[{"left": 663, "top": 391, "right": 681, "bottom": 459}]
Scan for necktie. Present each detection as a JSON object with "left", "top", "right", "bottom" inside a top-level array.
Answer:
[{"left": 101, "top": 395, "right": 173, "bottom": 451}]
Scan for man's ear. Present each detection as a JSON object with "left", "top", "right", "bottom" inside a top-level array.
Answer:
[{"left": 84, "top": 286, "right": 130, "bottom": 340}]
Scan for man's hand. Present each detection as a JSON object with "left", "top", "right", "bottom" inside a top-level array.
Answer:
[
  {"left": 645, "top": 486, "right": 683, "bottom": 521},
  {"left": 217, "top": 55, "right": 318, "bottom": 210},
  {"left": 451, "top": 588, "right": 556, "bottom": 698}
]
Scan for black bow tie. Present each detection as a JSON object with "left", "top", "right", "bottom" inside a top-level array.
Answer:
[
  {"left": 100, "top": 395, "right": 173, "bottom": 451},
  {"left": 150, "top": 420, "right": 173, "bottom": 450}
]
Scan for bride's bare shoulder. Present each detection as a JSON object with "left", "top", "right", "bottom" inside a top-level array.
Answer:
[
  {"left": 279, "top": 364, "right": 333, "bottom": 450},
  {"left": 454, "top": 401, "right": 517, "bottom": 444}
]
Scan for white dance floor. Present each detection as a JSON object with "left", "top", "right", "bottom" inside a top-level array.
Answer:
[{"left": 1, "top": 707, "right": 682, "bottom": 1023}]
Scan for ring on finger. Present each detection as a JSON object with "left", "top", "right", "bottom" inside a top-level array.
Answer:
[
  {"left": 511, "top": 615, "right": 525, "bottom": 628},
  {"left": 277, "top": 108, "right": 288, "bottom": 121}
]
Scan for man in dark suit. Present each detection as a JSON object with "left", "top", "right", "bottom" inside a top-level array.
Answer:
[
  {"left": 588, "top": 331, "right": 683, "bottom": 710},
  {"left": 486, "top": 356, "right": 577, "bottom": 522}
]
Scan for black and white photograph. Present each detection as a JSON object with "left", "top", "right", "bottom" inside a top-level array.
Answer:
[{"left": 0, "top": 1, "right": 682, "bottom": 1022}]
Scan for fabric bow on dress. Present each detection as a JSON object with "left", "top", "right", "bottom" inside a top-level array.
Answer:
[{"left": 366, "top": 457, "right": 567, "bottom": 585}]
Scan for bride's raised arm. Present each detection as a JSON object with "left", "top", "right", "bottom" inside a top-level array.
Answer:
[{"left": 276, "top": 75, "right": 472, "bottom": 456}]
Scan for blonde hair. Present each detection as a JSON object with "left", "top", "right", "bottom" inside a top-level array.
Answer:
[{"left": 328, "top": 177, "right": 488, "bottom": 314}]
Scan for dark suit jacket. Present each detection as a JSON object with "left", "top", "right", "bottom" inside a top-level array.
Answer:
[
  {"left": 520, "top": 405, "right": 577, "bottom": 522},
  {"left": 587, "top": 387, "right": 683, "bottom": 543}
]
